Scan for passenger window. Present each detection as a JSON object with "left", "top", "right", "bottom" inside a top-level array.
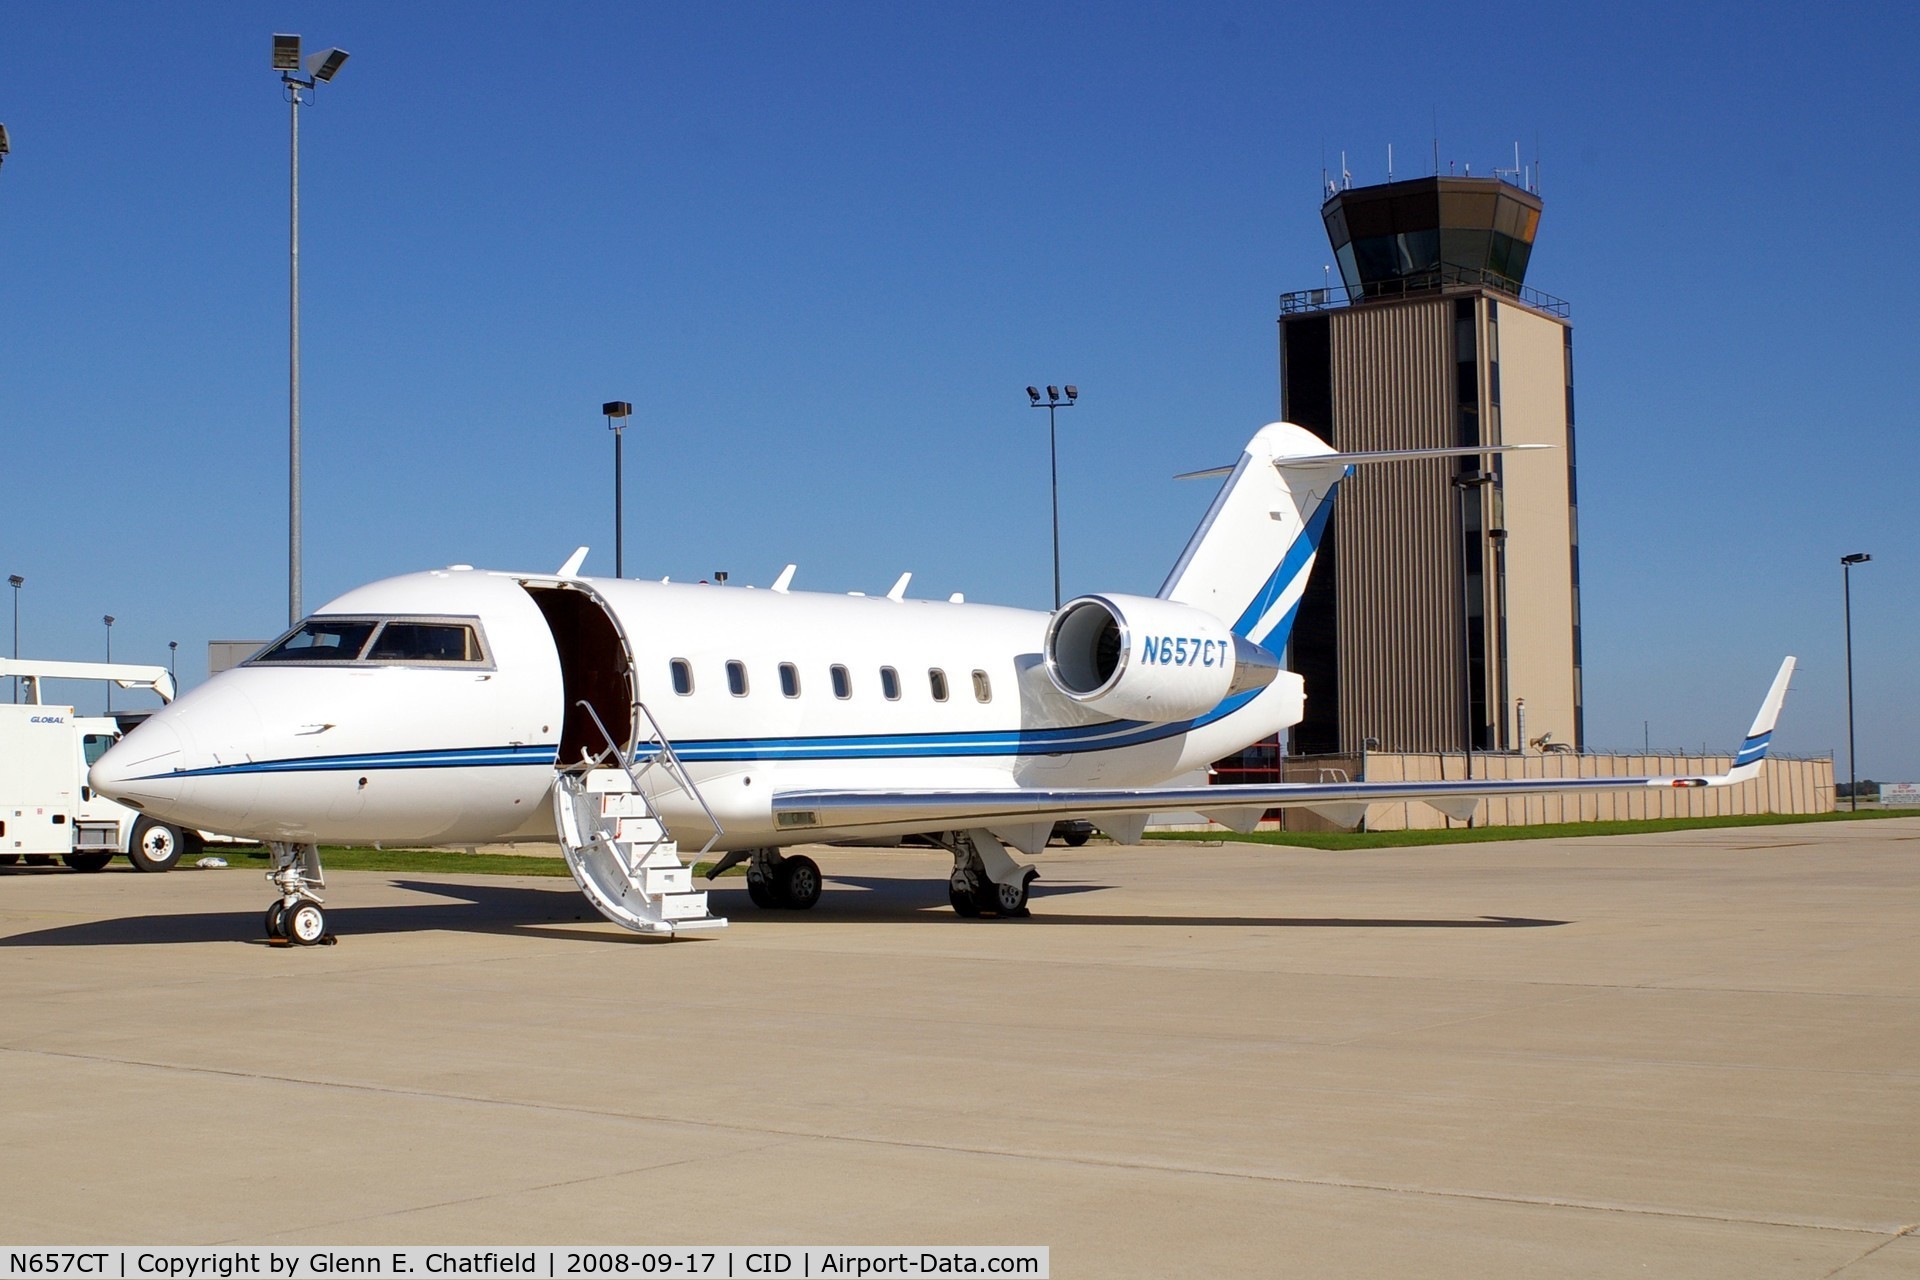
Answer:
[
  {"left": 253, "top": 619, "right": 377, "bottom": 663},
  {"left": 779, "top": 663, "right": 800, "bottom": 698},
  {"left": 972, "top": 670, "right": 992, "bottom": 702},
  {"left": 367, "top": 622, "right": 481, "bottom": 663},
  {"left": 830, "top": 665, "right": 851, "bottom": 699},
  {"left": 727, "top": 660, "right": 749, "bottom": 697},
  {"left": 670, "top": 659, "right": 693, "bottom": 695},
  {"left": 880, "top": 666, "right": 900, "bottom": 701},
  {"left": 929, "top": 669, "right": 949, "bottom": 702}
]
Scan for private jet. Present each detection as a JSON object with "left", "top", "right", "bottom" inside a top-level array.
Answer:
[{"left": 91, "top": 423, "right": 1794, "bottom": 944}]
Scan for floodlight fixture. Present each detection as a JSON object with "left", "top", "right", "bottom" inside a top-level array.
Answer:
[
  {"left": 603, "top": 400, "right": 635, "bottom": 577},
  {"left": 1026, "top": 380, "right": 1080, "bottom": 608},
  {"left": 272, "top": 33, "right": 302, "bottom": 71},
  {"left": 1841, "top": 551, "right": 1873, "bottom": 810},
  {"left": 6, "top": 575, "right": 20, "bottom": 588},
  {"left": 305, "top": 48, "right": 350, "bottom": 83}
]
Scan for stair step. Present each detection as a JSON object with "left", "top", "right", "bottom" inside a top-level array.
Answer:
[
  {"left": 584, "top": 769, "right": 641, "bottom": 794},
  {"left": 658, "top": 891, "right": 711, "bottom": 921},
  {"left": 640, "top": 864, "right": 692, "bottom": 895}
]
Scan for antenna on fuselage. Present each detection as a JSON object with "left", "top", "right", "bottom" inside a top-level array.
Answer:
[
  {"left": 771, "top": 564, "right": 796, "bottom": 593},
  {"left": 557, "top": 547, "right": 589, "bottom": 577},
  {"left": 886, "top": 573, "right": 911, "bottom": 602}
]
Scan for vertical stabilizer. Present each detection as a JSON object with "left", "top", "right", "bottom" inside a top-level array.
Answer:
[{"left": 1159, "top": 423, "right": 1345, "bottom": 650}]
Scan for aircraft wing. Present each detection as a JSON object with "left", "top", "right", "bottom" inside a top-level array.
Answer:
[{"left": 772, "top": 658, "right": 1797, "bottom": 837}]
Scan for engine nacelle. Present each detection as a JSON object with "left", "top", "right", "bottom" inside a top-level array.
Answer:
[{"left": 1042, "top": 593, "right": 1282, "bottom": 722}]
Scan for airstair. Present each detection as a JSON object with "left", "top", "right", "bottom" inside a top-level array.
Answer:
[{"left": 551, "top": 701, "right": 727, "bottom": 937}]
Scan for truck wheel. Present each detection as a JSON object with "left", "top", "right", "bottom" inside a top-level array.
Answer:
[
  {"left": 128, "top": 818, "right": 187, "bottom": 873},
  {"left": 0, "top": 855, "right": 18, "bottom": 866},
  {"left": 63, "top": 851, "right": 113, "bottom": 872}
]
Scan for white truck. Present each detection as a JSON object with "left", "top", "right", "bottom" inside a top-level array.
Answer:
[{"left": 0, "top": 658, "right": 200, "bottom": 872}]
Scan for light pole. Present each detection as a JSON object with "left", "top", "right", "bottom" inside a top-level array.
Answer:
[
  {"left": 273, "top": 33, "right": 351, "bottom": 626},
  {"left": 103, "top": 616, "right": 115, "bottom": 713},
  {"left": 1451, "top": 471, "right": 1495, "bottom": 781},
  {"left": 8, "top": 575, "right": 22, "bottom": 704},
  {"left": 603, "top": 402, "right": 632, "bottom": 577},
  {"left": 169, "top": 640, "right": 179, "bottom": 682},
  {"left": 1026, "top": 384, "right": 1077, "bottom": 609},
  {"left": 1841, "top": 552, "right": 1871, "bottom": 811}
]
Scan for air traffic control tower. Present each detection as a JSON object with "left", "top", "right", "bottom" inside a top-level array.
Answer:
[{"left": 1278, "top": 172, "right": 1583, "bottom": 756}]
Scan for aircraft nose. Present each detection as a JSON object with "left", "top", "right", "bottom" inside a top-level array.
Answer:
[{"left": 91, "top": 715, "right": 194, "bottom": 814}]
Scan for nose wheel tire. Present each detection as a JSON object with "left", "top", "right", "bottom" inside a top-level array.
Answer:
[
  {"left": 777, "top": 855, "right": 822, "bottom": 910},
  {"left": 265, "top": 901, "right": 288, "bottom": 939},
  {"left": 284, "top": 901, "right": 327, "bottom": 946},
  {"left": 127, "top": 817, "right": 186, "bottom": 873}
]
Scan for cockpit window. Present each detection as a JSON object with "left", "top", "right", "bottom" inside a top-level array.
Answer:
[
  {"left": 253, "top": 620, "right": 379, "bottom": 663},
  {"left": 367, "top": 622, "right": 481, "bottom": 662},
  {"left": 249, "top": 616, "right": 490, "bottom": 668}
]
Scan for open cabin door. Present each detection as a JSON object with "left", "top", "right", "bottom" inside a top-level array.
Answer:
[{"left": 522, "top": 582, "right": 637, "bottom": 770}]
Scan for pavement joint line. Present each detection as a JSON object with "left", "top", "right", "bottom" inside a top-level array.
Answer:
[
  {"left": 1821, "top": 1223, "right": 1920, "bottom": 1277},
  {"left": 1326, "top": 981, "right": 1613, "bottom": 1049},
  {"left": 3, "top": 1042, "right": 1903, "bottom": 1240},
  {"left": 210, "top": 1138, "right": 806, "bottom": 1245}
]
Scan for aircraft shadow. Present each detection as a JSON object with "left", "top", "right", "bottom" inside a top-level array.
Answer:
[{"left": 0, "top": 876, "right": 1566, "bottom": 946}]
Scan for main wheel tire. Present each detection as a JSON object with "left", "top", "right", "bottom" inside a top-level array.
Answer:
[
  {"left": 128, "top": 817, "right": 187, "bottom": 873},
  {"left": 948, "top": 878, "right": 982, "bottom": 917},
  {"left": 993, "top": 874, "right": 1032, "bottom": 916},
  {"left": 63, "top": 850, "right": 114, "bottom": 872},
  {"left": 265, "top": 901, "right": 288, "bottom": 939},
  {"left": 746, "top": 873, "right": 779, "bottom": 909},
  {"left": 778, "top": 855, "right": 822, "bottom": 911},
  {"left": 284, "top": 901, "right": 326, "bottom": 946}
]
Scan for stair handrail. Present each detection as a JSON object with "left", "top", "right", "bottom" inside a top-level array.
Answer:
[{"left": 574, "top": 699, "right": 726, "bottom": 855}]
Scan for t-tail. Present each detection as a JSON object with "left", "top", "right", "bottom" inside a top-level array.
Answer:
[{"left": 1158, "top": 421, "right": 1548, "bottom": 653}]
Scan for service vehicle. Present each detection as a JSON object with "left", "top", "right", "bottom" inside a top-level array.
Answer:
[{"left": 0, "top": 659, "right": 198, "bottom": 872}]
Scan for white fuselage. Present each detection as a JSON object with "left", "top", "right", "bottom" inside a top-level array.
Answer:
[{"left": 92, "top": 566, "right": 1305, "bottom": 849}]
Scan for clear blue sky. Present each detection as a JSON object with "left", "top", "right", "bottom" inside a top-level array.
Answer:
[{"left": 3, "top": 2, "right": 1914, "bottom": 780}]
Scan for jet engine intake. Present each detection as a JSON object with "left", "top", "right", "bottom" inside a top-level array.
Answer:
[{"left": 1043, "top": 593, "right": 1281, "bottom": 722}]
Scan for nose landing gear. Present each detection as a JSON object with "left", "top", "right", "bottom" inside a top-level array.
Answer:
[{"left": 263, "top": 842, "right": 332, "bottom": 946}]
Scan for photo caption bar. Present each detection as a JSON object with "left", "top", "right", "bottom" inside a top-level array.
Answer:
[{"left": 0, "top": 1249, "right": 1047, "bottom": 1280}]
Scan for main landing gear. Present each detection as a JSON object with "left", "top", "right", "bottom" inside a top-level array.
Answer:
[
  {"left": 943, "top": 828, "right": 1037, "bottom": 919},
  {"left": 726, "top": 849, "right": 823, "bottom": 911},
  {"left": 262, "top": 842, "right": 332, "bottom": 946}
]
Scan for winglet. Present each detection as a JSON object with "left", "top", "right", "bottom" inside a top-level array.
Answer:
[
  {"left": 557, "top": 547, "right": 590, "bottom": 578},
  {"left": 771, "top": 564, "right": 797, "bottom": 593},
  {"left": 1724, "top": 656, "right": 1796, "bottom": 783}
]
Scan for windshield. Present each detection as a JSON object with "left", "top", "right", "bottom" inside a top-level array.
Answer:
[
  {"left": 249, "top": 616, "right": 490, "bottom": 668},
  {"left": 253, "top": 620, "right": 379, "bottom": 663}
]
